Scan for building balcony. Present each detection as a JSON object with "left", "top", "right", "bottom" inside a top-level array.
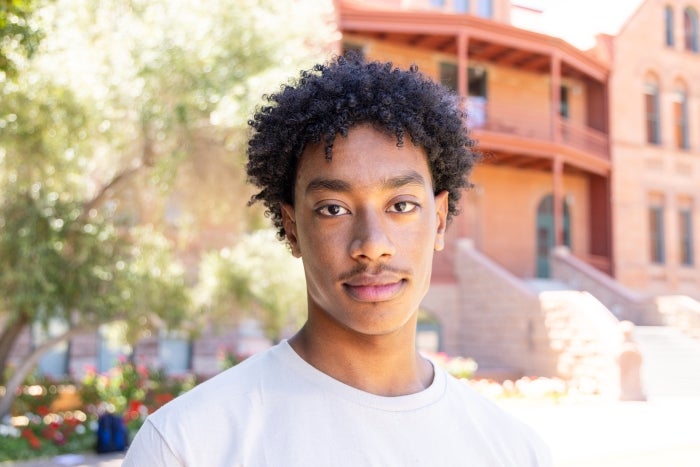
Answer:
[{"left": 467, "top": 98, "right": 610, "bottom": 174}]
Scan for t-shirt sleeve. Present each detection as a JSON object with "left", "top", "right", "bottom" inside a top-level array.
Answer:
[
  {"left": 122, "top": 418, "right": 183, "bottom": 467},
  {"left": 531, "top": 434, "right": 553, "bottom": 467},
  {"left": 521, "top": 420, "right": 553, "bottom": 467}
]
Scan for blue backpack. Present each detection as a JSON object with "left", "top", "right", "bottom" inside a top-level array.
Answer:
[{"left": 96, "top": 413, "right": 129, "bottom": 453}]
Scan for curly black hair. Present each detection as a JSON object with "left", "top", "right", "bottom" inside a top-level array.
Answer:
[{"left": 246, "top": 53, "right": 479, "bottom": 240}]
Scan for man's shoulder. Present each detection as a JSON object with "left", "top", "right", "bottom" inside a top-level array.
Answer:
[
  {"left": 442, "top": 373, "right": 516, "bottom": 418},
  {"left": 441, "top": 372, "right": 552, "bottom": 464},
  {"left": 148, "top": 343, "right": 287, "bottom": 422}
]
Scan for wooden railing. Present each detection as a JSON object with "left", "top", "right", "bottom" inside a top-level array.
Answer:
[
  {"left": 558, "top": 119, "right": 609, "bottom": 159},
  {"left": 465, "top": 98, "right": 610, "bottom": 160}
]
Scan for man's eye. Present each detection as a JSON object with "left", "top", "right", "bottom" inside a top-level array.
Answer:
[
  {"left": 388, "top": 201, "right": 418, "bottom": 213},
  {"left": 317, "top": 204, "right": 349, "bottom": 216}
]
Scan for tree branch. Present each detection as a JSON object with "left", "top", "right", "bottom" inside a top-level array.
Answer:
[
  {"left": 81, "top": 164, "right": 145, "bottom": 220},
  {"left": 0, "top": 324, "right": 95, "bottom": 419}
]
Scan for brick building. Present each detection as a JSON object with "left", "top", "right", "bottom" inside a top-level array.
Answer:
[
  {"left": 335, "top": 0, "right": 700, "bottom": 389},
  {"left": 13, "top": 0, "right": 700, "bottom": 393}
]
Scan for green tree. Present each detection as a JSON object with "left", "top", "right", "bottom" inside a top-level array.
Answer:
[
  {"left": 0, "top": 0, "right": 44, "bottom": 79},
  {"left": 0, "top": 0, "right": 336, "bottom": 417},
  {"left": 195, "top": 230, "right": 307, "bottom": 343}
]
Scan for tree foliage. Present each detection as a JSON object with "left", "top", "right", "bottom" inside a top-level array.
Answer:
[
  {"left": 195, "top": 230, "right": 308, "bottom": 343},
  {"left": 0, "top": 0, "right": 44, "bottom": 78},
  {"left": 0, "top": 0, "right": 337, "bottom": 417}
]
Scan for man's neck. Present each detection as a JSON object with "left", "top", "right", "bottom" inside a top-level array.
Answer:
[{"left": 288, "top": 318, "right": 434, "bottom": 397}]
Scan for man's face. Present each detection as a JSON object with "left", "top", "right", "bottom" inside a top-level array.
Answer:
[{"left": 282, "top": 124, "right": 448, "bottom": 337}]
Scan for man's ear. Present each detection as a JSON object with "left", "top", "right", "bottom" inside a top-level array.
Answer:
[
  {"left": 434, "top": 191, "right": 449, "bottom": 252},
  {"left": 281, "top": 203, "right": 301, "bottom": 258}
]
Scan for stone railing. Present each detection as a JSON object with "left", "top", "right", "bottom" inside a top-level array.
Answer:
[
  {"left": 656, "top": 295, "right": 700, "bottom": 339},
  {"left": 449, "top": 239, "right": 552, "bottom": 378},
  {"left": 538, "top": 290, "right": 622, "bottom": 398},
  {"left": 550, "top": 247, "right": 660, "bottom": 325}
]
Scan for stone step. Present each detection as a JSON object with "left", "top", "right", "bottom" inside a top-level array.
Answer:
[
  {"left": 633, "top": 326, "right": 700, "bottom": 399},
  {"left": 524, "top": 278, "right": 573, "bottom": 293}
]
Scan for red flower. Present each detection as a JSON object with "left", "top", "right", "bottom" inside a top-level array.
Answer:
[
  {"left": 22, "top": 428, "right": 42, "bottom": 450},
  {"left": 154, "top": 393, "right": 174, "bottom": 407}
]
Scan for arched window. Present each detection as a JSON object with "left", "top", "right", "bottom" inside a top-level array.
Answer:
[
  {"left": 644, "top": 76, "right": 661, "bottom": 145},
  {"left": 673, "top": 83, "right": 690, "bottom": 149},
  {"left": 665, "top": 5, "right": 675, "bottom": 46},
  {"left": 684, "top": 7, "right": 699, "bottom": 52},
  {"left": 535, "top": 194, "right": 571, "bottom": 278}
]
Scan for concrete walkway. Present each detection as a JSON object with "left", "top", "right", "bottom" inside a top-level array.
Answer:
[
  {"left": 505, "top": 396, "right": 700, "bottom": 467},
  {"left": 3, "top": 452, "right": 123, "bottom": 467},
  {"left": 634, "top": 326, "right": 700, "bottom": 398}
]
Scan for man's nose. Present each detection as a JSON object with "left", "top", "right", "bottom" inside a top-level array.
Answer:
[{"left": 349, "top": 209, "right": 396, "bottom": 261}]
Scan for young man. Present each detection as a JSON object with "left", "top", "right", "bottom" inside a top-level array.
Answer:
[{"left": 123, "top": 55, "right": 551, "bottom": 466}]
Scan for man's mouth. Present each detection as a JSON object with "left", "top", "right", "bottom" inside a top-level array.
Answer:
[{"left": 342, "top": 274, "right": 407, "bottom": 302}]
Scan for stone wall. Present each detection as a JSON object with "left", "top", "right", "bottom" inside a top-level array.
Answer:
[
  {"left": 656, "top": 295, "right": 700, "bottom": 339},
  {"left": 551, "top": 246, "right": 660, "bottom": 324},
  {"left": 450, "top": 240, "right": 624, "bottom": 396},
  {"left": 451, "top": 239, "right": 557, "bottom": 378}
]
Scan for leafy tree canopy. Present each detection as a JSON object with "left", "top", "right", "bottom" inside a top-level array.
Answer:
[
  {"left": 195, "top": 230, "right": 307, "bottom": 343},
  {"left": 0, "top": 0, "right": 44, "bottom": 78},
  {"left": 0, "top": 0, "right": 336, "bottom": 417}
]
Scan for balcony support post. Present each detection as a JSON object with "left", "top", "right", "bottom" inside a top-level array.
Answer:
[
  {"left": 456, "top": 29, "right": 473, "bottom": 240},
  {"left": 457, "top": 30, "right": 469, "bottom": 99},
  {"left": 550, "top": 52, "right": 562, "bottom": 143},
  {"left": 553, "top": 157, "right": 564, "bottom": 247}
]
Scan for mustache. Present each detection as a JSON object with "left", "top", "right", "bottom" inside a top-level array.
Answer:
[{"left": 337, "top": 263, "right": 412, "bottom": 282}]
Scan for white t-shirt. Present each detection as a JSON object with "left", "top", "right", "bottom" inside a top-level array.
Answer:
[{"left": 123, "top": 341, "right": 551, "bottom": 466}]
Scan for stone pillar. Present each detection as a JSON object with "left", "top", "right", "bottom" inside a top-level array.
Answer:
[{"left": 618, "top": 321, "right": 646, "bottom": 401}]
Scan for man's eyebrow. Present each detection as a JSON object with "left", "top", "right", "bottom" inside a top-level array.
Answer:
[
  {"left": 383, "top": 170, "right": 427, "bottom": 189},
  {"left": 304, "top": 170, "right": 428, "bottom": 195},
  {"left": 305, "top": 178, "right": 352, "bottom": 195}
]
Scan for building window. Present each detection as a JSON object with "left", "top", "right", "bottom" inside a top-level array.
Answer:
[
  {"left": 680, "top": 209, "right": 694, "bottom": 266},
  {"left": 665, "top": 6, "right": 675, "bottom": 46},
  {"left": 159, "top": 331, "right": 192, "bottom": 374},
  {"left": 439, "top": 62, "right": 488, "bottom": 97},
  {"left": 476, "top": 0, "right": 493, "bottom": 18},
  {"left": 416, "top": 309, "right": 442, "bottom": 353},
  {"left": 342, "top": 42, "right": 365, "bottom": 59},
  {"left": 673, "top": 89, "right": 689, "bottom": 149},
  {"left": 98, "top": 321, "right": 132, "bottom": 372},
  {"left": 684, "top": 7, "right": 699, "bottom": 52},
  {"left": 468, "top": 66, "right": 488, "bottom": 97},
  {"left": 454, "top": 0, "right": 469, "bottom": 13},
  {"left": 439, "top": 62, "right": 458, "bottom": 92},
  {"left": 34, "top": 319, "right": 69, "bottom": 377},
  {"left": 430, "top": 0, "right": 446, "bottom": 7},
  {"left": 560, "top": 86, "right": 570, "bottom": 119},
  {"left": 649, "top": 205, "right": 665, "bottom": 264},
  {"left": 644, "top": 81, "right": 661, "bottom": 145}
]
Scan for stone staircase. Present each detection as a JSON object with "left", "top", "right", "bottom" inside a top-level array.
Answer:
[
  {"left": 634, "top": 326, "right": 700, "bottom": 399},
  {"left": 535, "top": 284, "right": 622, "bottom": 397}
]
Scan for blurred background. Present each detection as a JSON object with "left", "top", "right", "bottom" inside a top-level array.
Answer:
[{"left": 1, "top": 0, "right": 699, "bottom": 465}]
